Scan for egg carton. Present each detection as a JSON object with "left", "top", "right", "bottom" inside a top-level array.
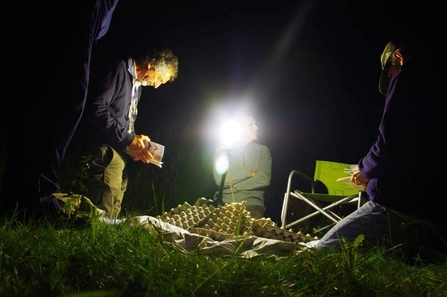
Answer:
[
  {"left": 156, "top": 198, "right": 318, "bottom": 244},
  {"left": 199, "top": 202, "right": 252, "bottom": 235},
  {"left": 251, "top": 222, "right": 315, "bottom": 243},
  {"left": 158, "top": 201, "right": 217, "bottom": 230},
  {"left": 157, "top": 200, "right": 251, "bottom": 234}
]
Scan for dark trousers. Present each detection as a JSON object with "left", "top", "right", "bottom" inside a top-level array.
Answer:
[{"left": 0, "top": 0, "right": 109, "bottom": 214}]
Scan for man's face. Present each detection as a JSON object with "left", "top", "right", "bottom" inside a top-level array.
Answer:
[
  {"left": 241, "top": 116, "right": 258, "bottom": 144},
  {"left": 140, "top": 68, "right": 172, "bottom": 89}
]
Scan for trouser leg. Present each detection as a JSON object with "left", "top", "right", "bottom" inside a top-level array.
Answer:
[
  {"left": 316, "top": 201, "right": 404, "bottom": 250},
  {"left": 37, "top": 1, "right": 100, "bottom": 198},
  {"left": 87, "top": 146, "right": 126, "bottom": 219},
  {"left": 1, "top": 0, "right": 103, "bottom": 217},
  {"left": 114, "top": 162, "right": 128, "bottom": 217}
]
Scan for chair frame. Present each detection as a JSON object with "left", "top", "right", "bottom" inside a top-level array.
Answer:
[{"left": 281, "top": 166, "right": 362, "bottom": 234}]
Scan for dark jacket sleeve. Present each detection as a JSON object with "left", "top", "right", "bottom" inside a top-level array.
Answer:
[
  {"left": 96, "top": 0, "right": 120, "bottom": 40},
  {"left": 86, "top": 60, "right": 134, "bottom": 151},
  {"left": 358, "top": 74, "right": 404, "bottom": 179}
]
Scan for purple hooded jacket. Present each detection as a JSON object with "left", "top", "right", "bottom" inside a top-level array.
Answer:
[{"left": 358, "top": 57, "right": 445, "bottom": 224}]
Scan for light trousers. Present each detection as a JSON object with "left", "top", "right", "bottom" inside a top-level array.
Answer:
[{"left": 87, "top": 146, "right": 128, "bottom": 219}]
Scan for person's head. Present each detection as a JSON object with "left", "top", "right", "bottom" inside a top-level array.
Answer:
[
  {"left": 239, "top": 115, "right": 258, "bottom": 146},
  {"left": 134, "top": 48, "right": 179, "bottom": 89},
  {"left": 378, "top": 33, "right": 427, "bottom": 95}
]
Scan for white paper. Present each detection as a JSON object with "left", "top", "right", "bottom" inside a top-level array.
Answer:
[
  {"left": 336, "top": 176, "right": 365, "bottom": 190},
  {"left": 147, "top": 141, "right": 165, "bottom": 168}
]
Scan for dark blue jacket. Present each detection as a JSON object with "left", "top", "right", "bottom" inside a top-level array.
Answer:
[
  {"left": 358, "top": 57, "right": 445, "bottom": 223},
  {"left": 96, "top": 0, "right": 120, "bottom": 40},
  {"left": 83, "top": 58, "right": 136, "bottom": 151}
]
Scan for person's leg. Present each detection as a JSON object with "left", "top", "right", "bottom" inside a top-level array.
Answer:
[
  {"left": 316, "top": 201, "right": 404, "bottom": 250},
  {"left": 0, "top": 0, "right": 104, "bottom": 219},
  {"left": 98, "top": 148, "right": 126, "bottom": 219},
  {"left": 86, "top": 146, "right": 124, "bottom": 218},
  {"left": 113, "top": 150, "right": 128, "bottom": 218},
  {"left": 37, "top": 0, "right": 102, "bottom": 200},
  {"left": 85, "top": 146, "right": 108, "bottom": 209}
]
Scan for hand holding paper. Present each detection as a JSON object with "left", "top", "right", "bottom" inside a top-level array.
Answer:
[
  {"left": 126, "top": 134, "right": 153, "bottom": 163},
  {"left": 145, "top": 141, "right": 165, "bottom": 168},
  {"left": 336, "top": 176, "right": 366, "bottom": 190},
  {"left": 337, "top": 164, "right": 367, "bottom": 190}
]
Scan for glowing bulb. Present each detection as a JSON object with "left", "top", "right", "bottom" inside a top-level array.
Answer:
[
  {"left": 215, "top": 154, "right": 229, "bottom": 175},
  {"left": 218, "top": 119, "right": 242, "bottom": 148}
]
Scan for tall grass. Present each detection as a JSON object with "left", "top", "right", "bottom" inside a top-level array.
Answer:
[{"left": 0, "top": 217, "right": 446, "bottom": 296}]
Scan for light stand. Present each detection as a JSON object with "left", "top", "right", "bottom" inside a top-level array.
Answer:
[{"left": 213, "top": 147, "right": 231, "bottom": 207}]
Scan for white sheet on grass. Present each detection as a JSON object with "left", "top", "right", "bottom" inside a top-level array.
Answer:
[{"left": 101, "top": 216, "right": 303, "bottom": 258}]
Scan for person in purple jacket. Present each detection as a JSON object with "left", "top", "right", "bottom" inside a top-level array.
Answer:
[
  {"left": 315, "top": 32, "right": 446, "bottom": 253},
  {"left": 0, "top": 0, "right": 120, "bottom": 224}
]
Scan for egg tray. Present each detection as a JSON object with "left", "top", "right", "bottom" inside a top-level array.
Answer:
[{"left": 157, "top": 198, "right": 316, "bottom": 244}]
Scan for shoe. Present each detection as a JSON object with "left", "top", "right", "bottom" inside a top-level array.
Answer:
[{"left": 96, "top": 208, "right": 107, "bottom": 218}]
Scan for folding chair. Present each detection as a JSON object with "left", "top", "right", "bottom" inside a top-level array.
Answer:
[{"left": 280, "top": 160, "right": 364, "bottom": 234}]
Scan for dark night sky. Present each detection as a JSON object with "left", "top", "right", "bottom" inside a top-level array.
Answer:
[{"left": 90, "top": 1, "right": 440, "bottom": 221}]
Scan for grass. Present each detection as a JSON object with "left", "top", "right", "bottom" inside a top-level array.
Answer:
[{"left": 1, "top": 215, "right": 446, "bottom": 297}]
